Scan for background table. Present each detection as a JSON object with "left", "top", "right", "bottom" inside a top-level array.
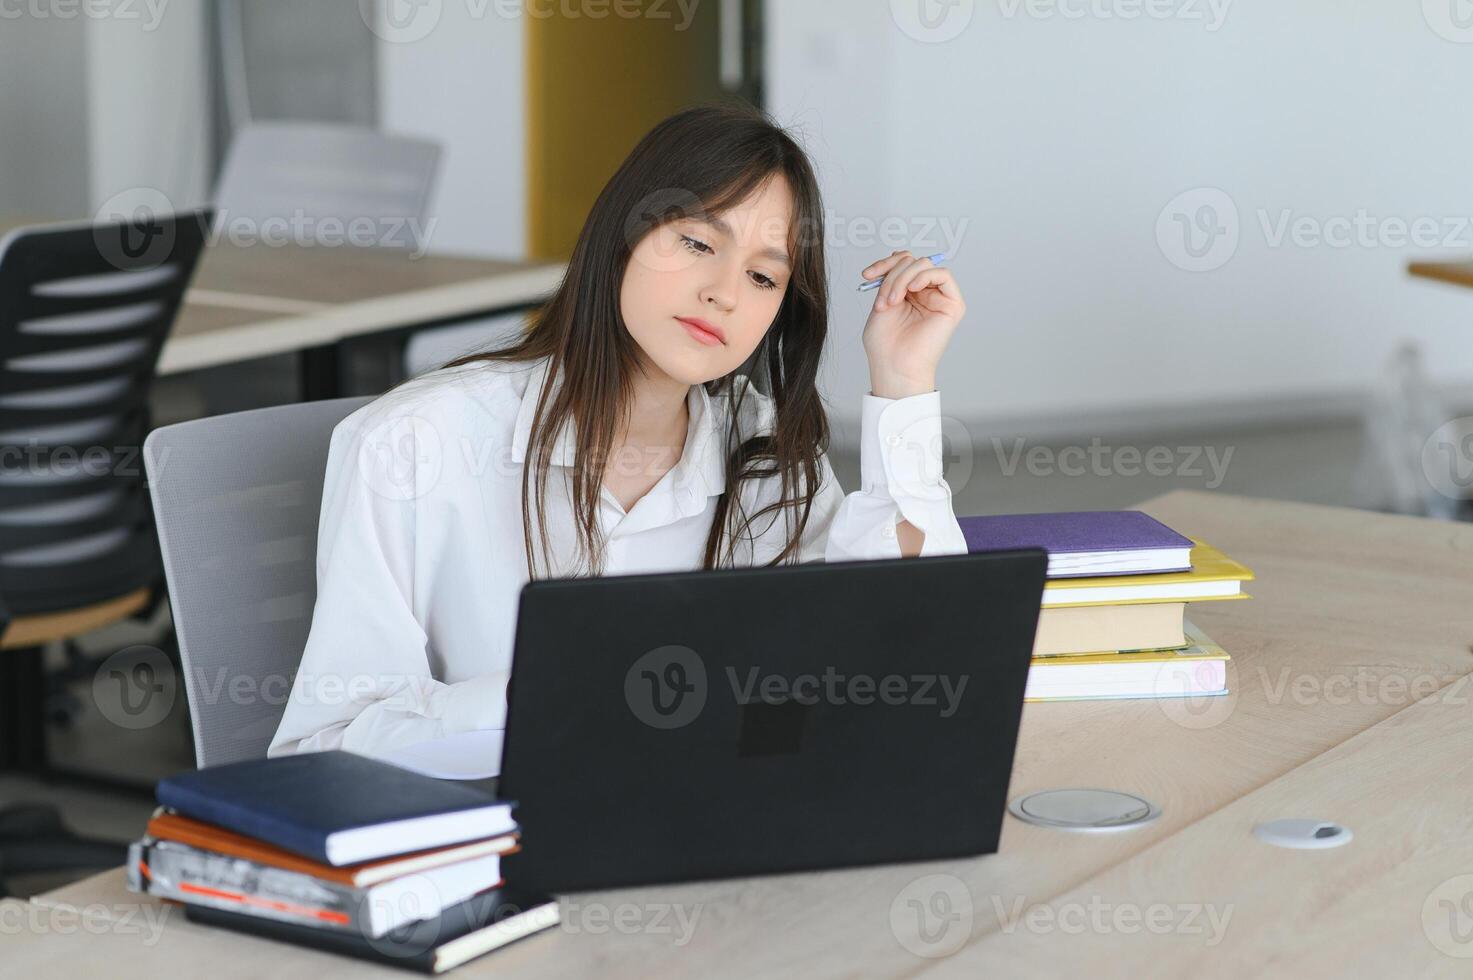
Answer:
[
  {"left": 173, "top": 241, "right": 564, "bottom": 397},
  {"left": 1, "top": 217, "right": 566, "bottom": 399},
  {"left": 18, "top": 490, "right": 1473, "bottom": 978}
]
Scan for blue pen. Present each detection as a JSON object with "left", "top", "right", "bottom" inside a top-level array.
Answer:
[{"left": 857, "top": 252, "right": 947, "bottom": 291}]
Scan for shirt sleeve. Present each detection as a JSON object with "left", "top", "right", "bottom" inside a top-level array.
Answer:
[
  {"left": 797, "top": 389, "right": 968, "bottom": 563},
  {"left": 267, "top": 410, "right": 508, "bottom": 760}
]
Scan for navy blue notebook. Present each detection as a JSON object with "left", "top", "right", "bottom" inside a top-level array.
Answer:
[
  {"left": 958, "top": 510, "right": 1194, "bottom": 578},
  {"left": 157, "top": 750, "right": 516, "bottom": 866}
]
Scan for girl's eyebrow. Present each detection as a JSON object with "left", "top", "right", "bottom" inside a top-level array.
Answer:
[{"left": 701, "top": 213, "right": 792, "bottom": 269}]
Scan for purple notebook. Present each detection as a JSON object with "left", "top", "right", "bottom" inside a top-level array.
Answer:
[{"left": 958, "top": 510, "right": 1194, "bottom": 578}]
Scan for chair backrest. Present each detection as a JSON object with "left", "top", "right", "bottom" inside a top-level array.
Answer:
[
  {"left": 213, "top": 122, "right": 440, "bottom": 249},
  {"left": 143, "top": 395, "right": 373, "bottom": 767},
  {"left": 0, "top": 210, "right": 213, "bottom": 615}
]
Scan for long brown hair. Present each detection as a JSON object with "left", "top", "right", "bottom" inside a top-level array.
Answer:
[{"left": 437, "top": 100, "right": 830, "bottom": 579}]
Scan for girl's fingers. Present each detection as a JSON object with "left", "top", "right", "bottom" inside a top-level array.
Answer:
[
  {"left": 861, "top": 249, "right": 912, "bottom": 282},
  {"left": 904, "top": 271, "right": 965, "bottom": 319},
  {"left": 904, "top": 266, "right": 963, "bottom": 307},
  {"left": 883, "top": 256, "right": 933, "bottom": 308}
]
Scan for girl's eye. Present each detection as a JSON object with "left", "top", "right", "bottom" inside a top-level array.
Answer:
[
  {"left": 680, "top": 234, "right": 782, "bottom": 291},
  {"left": 679, "top": 234, "right": 712, "bottom": 255}
]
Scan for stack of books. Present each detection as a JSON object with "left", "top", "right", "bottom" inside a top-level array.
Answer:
[
  {"left": 126, "top": 750, "right": 559, "bottom": 974},
  {"left": 959, "top": 510, "right": 1255, "bottom": 702}
]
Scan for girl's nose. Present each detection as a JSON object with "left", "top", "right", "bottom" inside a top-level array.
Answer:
[{"left": 700, "top": 266, "right": 739, "bottom": 312}]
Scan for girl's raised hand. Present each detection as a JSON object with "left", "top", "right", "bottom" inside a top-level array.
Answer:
[{"left": 859, "top": 250, "right": 967, "bottom": 399}]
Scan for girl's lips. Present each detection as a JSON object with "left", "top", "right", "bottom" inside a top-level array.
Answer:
[{"left": 676, "top": 317, "right": 725, "bottom": 346}]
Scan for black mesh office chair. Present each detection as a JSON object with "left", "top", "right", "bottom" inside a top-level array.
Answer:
[{"left": 0, "top": 209, "right": 213, "bottom": 895}]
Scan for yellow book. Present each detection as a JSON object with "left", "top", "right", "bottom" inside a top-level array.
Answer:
[
  {"left": 1040, "top": 539, "right": 1254, "bottom": 608},
  {"left": 1024, "top": 619, "right": 1231, "bottom": 702}
]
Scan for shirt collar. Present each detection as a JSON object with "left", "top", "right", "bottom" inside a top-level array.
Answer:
[{"left": 509, "top": 356, "right": 728, "bottom": 507}]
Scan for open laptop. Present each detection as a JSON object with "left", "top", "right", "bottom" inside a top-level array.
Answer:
[{"left": 499, "top": 547, "right": 1047, "bottom": 893}]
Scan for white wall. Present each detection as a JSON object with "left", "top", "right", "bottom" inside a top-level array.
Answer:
[
  {"left": 0, "top": 5, "right": 209, "bottom": 224},
  {"left": 374, "top": 4, "right": 526, "bottom": 259},
  {"left": 86, "top": 0, "right": 211, "bottom": 214},
  {"left": 769, "top": 0, "right": 1473, "bottom": 437},
  {"left": 0, "top": 17, "right": 89, "bottom": 218}
]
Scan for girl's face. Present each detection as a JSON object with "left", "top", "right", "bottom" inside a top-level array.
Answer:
[{"left": 620, "top": 176, "right": 794, "bottom": 386}]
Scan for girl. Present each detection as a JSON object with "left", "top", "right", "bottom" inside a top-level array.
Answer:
[{"left": 268, "top": 102, "right": 969, "bottom": 758}]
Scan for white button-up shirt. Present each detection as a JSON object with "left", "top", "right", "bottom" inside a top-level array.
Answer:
[{"left": 268, "top": 355, "right": 966, "bottom": 758}]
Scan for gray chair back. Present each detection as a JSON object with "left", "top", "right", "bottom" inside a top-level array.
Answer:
[
  {"left": 213, "top": 122, "right": 440, "bottom": 249},
  {"left": 143, "top": 396, "right": 372, "bottom": 767}
]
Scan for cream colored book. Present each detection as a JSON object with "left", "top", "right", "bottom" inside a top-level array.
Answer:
[{"left": 1033, "top": 601, "right": 1186, "bottom": 657}]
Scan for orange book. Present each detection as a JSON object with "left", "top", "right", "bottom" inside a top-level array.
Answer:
[{"left": 147, "top": 810, "right": 519, "bottom": 887}]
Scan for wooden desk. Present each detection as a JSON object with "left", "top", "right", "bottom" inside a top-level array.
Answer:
[
  {"left": 20, "top": 491, "right": 1473, "bottom": 977},
  {"left": 1, "top": 217, "right": 566, "bottom": 397},
  {"left": 938, "top": 676, "right": 1473, "bottom": 977}
]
